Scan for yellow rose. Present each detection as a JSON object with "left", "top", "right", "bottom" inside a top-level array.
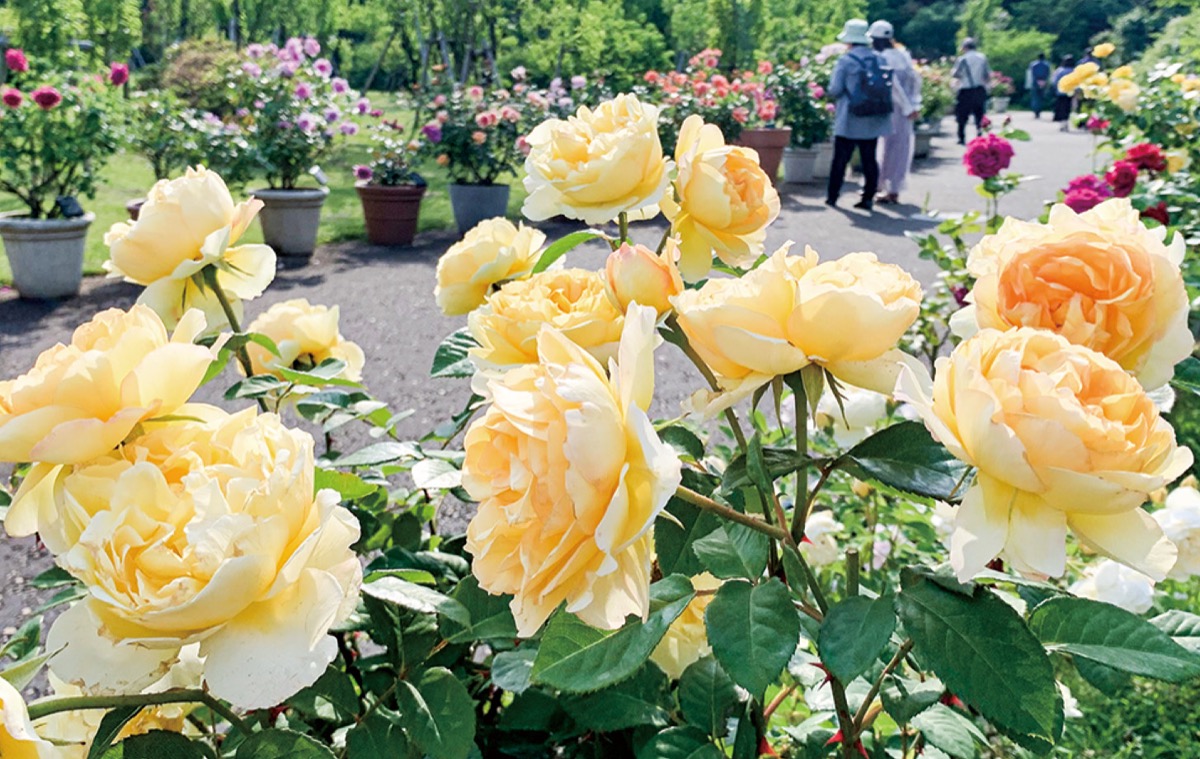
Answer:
[
  {"left": 244, "top": 299, "right": 365, "bottom": 382},
  {"left": 0, "top": 306, "right": 212, "bottom": 467},
  {"left": 104, "top": 166, "right": 276, "bottom": 330},
  {"left": 1106, "top": 78, "right": 1140, "bottom": 112},
  {"left": 650, "top": 573, "right": 722, "bottom": 679},
  {"left": 605, "top": 240, "right": 684, "bottom": 316},
  {"left": 1167, "top": 148, "right": 1190, "bottom": 173},
  {"left": 0, "top": 677, "right": 54, "bottom": 759},
  {"left": 15, "top": 407, "right": 362, "bottom": 709},
  {"left": 672, "top": 246, "right": 922, "bottom": 414},
  {"left": 1112, "top": 65, "right": 1134, "bottom": 79},
  {"left": 1092, "top": 42, "right": 1116, "bottom": 59},
  {"left": 468, "top": 268, "right": 624, "bottom": 373},
  {"left": 522, "top": 94, "right": 671, "bottom": 224},
  {"left": 435, "top": 218, "right": 547, "bottom": 316},
  {"left": 463, "top": 305, "right": 682, "bottom": 636},
  {"left": 898, "top": 328, "right": 1191, "bottom": 582},
  {"left": 1058, "top": 62, "right": 1099, "bottom": 94},
  {"left": 1183, "top": 77, "right": 1200, "bottom": 94},
  {"left": 662, "top": 115, "right": 781, "bottom": 281},
  {"left": 1087, "top": 72, "right": 1109, "bottom": 87},
  {"left": 1172, "top": 73, "right": 1187, "bottom": 85},
  {"left": 953, "top": 199, "right": 1191, "bottom": 389}
]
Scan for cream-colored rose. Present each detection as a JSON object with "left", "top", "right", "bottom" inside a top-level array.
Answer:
[
  {"left": 1107, "top": 78, "right": 1139, "bottom": 112},
  {"left": 650, "top": 573, "right": 722, "bottom": 679},
  {"left": 1154, "top": 486, "right": 1200, "bottom": 580},
  {"left": 672, "top": 246, "right": 922, "bottom": 415},
  {"left": 522, "top": 94, "right": 671, "bottom": 224},
  {"left": 469, "top": 268, "right": 624, "bottom": 373},
  {"left": 1069, "top": 559, "right": 1155, "bottom": 614},
  {"left": 0, "top": 306, "right": 212, "bottom": 469},
  {"left": 0, "top": 677, "right": 54, "bottom": 759},
  {"left": 1167, "top": 148, "right": 1190, "bottom": 174},
  {"left": 662, "top": 115, "right": 781, "bottom": 281},
  {"left": 953, "top": 199, "right": 1191, "bottom": 389},
  {"left": 33, "top": 650, "right": 202, "bottom": 758},
  {"left": 435, "top": 219, "right": 546, "bottom": 316},
  {"left": 17, "top": 407, "right": 361, "bottom": 710},
  {"left": 800, "top": 510, "right": 845, "bottom": 567},
  {"left": 605, "top": 241, "right": 684, "bottom": 316},
  {"left": 245, "top": 299, "right": 365, "bottom": 382},
  {"left": 104, "top": 166, "right": 276, "bottom": 330},
  {"left": 898, "top": 328, "right": 1192, "bottom": 582},
  {"left": 463, "top": 305, "right": 682, "bottom": 636}
]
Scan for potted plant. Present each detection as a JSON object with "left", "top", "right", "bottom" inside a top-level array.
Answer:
[
  {"left": 420, "top": 82, "right": 525, "bottom": 233},
  {"left": 733, "top": 61, "right": 790, "bottom": 183},
  {"left": 231, "top": 37, "right": 365, "bottom": 259},
  {"left": 354, "top": 116, "right": 427, "bottom": 246},
  {"left": 916, "top": 60, "right": 954, "bottom": 135},
  {"left": 774, "top": 69, "right": 833, "bottom": 183},
  {"left": 0, "top": 50, "right": 122, "bottom": 298},
  {"left": 990, "top": 72, "right": 1015, "bottom": 112}
]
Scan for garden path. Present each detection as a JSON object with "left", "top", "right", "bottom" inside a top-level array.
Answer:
[{"left": 0, "top": 113, "right": 1093, "bottom": 632}]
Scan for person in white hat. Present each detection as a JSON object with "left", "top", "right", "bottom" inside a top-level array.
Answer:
[
  {"left": 869, "top": 20, "right": 922, "bottom": 205},
  {"left": 825, "top": 18, "right": 893, "bottom": 211}
]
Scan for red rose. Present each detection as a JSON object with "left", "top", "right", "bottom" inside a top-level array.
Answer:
[
  {"left": 1141, "top": 201, "right": 1170, "bottom": 226},
  {"left": 1126, "top": 143, "right": 1167, "bottom": 173},
  {"left": 963, "top": 133, "right": 1014, "bottom": 179},
  {"left": 30, "top": 85, "right": 61, "bottom": 110},
  {"left": 1, "top": 87, "right": 22, "bottom": 108},
  {"left": 108, "top": 62, "right": 130, "bottom": 86},
  {"left": 1104, "top": 160, "right": 1139, "bottom": 198}
]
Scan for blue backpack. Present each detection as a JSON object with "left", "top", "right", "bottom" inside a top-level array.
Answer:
[{"left": 848, "top": 51, "right": 894, "bottom": 117}]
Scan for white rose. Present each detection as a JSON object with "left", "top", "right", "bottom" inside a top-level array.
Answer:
[
  {"left": 1154, "top": 486, "right": 1200, "bottom": 580},
  {"left": 1069, "top": 559, "right": 1156, "bottom": 614}
]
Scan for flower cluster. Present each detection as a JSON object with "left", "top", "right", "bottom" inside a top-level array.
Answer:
[
  {"left": 417, "top": 82, "right": 527, "bottom": 185},
  {"left": 1061, "top": 142, "right": 1172, "bottom": 213},
  {"left": 962, "top": 133, "right": 1014, "bottom": 179},
  {"left": 354, "top": 115, "right": 424, "bottom": 186}
]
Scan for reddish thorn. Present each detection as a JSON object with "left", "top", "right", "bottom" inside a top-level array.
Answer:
[{"left": 758, "top": 736, "right": 778, "bottom": 757}]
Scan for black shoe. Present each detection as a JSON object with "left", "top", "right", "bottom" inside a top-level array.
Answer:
[
  {"left": 957, "top": 139, "right": 966, "bottom": 145},
  {"left": 825, "top": 198, "right": 837, "bottom": 207},
  {"left": 853, "top": 199, "right": 873, "bottom": 210}
]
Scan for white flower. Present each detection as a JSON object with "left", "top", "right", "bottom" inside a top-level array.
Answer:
[
  {"left": 1058, "top": 682, "right": 1083, "bottom": 719},
  {"left": 800, "top": 510, "right": 844, "bottom": 567},
  {"left": 817, "top": 386, "right": 888, "bottom": 447},
  {"left": 1154, "top": 486, "right": 1200, "bottom": 580},
  {"left": 1069, "top": 559, "right": 1156, "bottom": 614}
]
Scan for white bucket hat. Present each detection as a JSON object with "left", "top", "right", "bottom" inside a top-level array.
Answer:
[
  {"left": 837, "top": 19, "right": 871, "bottom": 46},
  {"left": 868, "top": 20, "right": 895, "bottom": 40}
]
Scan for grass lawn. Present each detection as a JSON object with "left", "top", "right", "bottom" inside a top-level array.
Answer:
[{"left": 0, "top": 104, "right": 529, "bottom": 284}]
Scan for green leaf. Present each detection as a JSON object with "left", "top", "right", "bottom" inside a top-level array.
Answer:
[
  {"left": 897, "top": 570, "right": 1060, "bottom": 750},
  {"left": 636, "top": 726, "right": 724, "bottom": 759},
  {"left": 235, "top": 729, "right": 336, "bottom": 758},
  {"left": 532, "top": 575, "right": 696, "bottom": 693},
  {"left": 334, "top": 441, "right": 420, "bottom": 468},
  {"left": 314, "top": 469, "right": 378, "bottom": 500},
  {"left": 30, "top": 566, "right": 74, "bottom": 589},
  {"left": 912, "top": 703, "right": 987, "bottom": 759},
  {"left": 287, "top": 666, "right": 361, "bottom": 723},
  {"left": 881, "top": 676, "right": 945, "bottom": 724},
  {"left": 87, "top": 706, "right": 142, "bottom": 759},
  {"left": 1028, "top": 597, "right": 1200, "bottom": 682},
  {"left": 532, "top": 230, "right": 605, "bottom": 273},
  {"left": 1171, "top": 355, "right": 1200, "bottom": 396},
  {"left": 1073, "top": 657, "right": 1131, "bottom": 697},
  {"left": 0, "top": 615, "right": 41, "bottom": 661},
  {"left": 722, "top": 447, "right": 805, "bottom": 495},
  {"left": 1151, "top": 609, "right": 1200, "bottom": 653},
  {"left": 0, "top": 650, "right": 54, "bottom": 691},
  {"left": 838, "top": 422, "right": 970, "bottom": 502},
  {"left": 362, "top": 576, "right": 471, "bottom": 626},
  {"left": 692, "top": 523, "right": 769, "bottom": 580},
  {"left": 660, "top": 425, "right": 705, "bottom": 461},
  {"left": 492, "top": 648, "right": 537, "bottom": 693},
  {"left": 656, "top": 496, "right": 722, "bottom": 576},
  {"left": 442, "top": 576, "right": 518, "bottom": 644},
  {"left": 394, "top": 668, "right": 477, "bottom": 759},
  {"left": 411, "top": 458, "right": 462, "bottom": 490},
  {"left": 345, "top": 711, "right": 409, "bottom": 758},
  {"left": 562, "top": 665, "right": 672, "bottom": 731},
  {"left": 101, "top": 731, "right": 212, "bottom": 759},
  {"left": 224, "top": 374, "right": 288, "bottom": 399},
  {"left": 817, "top": 595, "right": 897, "bottom": 684},
  {"left": 705, "top": 578, "right": 800, "bottom": 696},
  {"left": 678, "top": 656, "right": 739, "bottom": 738},
  {"left": 431, "top": 328, "right": 479, "bottom": 378},
  {"left": 277, "top": 359, "right": 360, "bottom": 387}
]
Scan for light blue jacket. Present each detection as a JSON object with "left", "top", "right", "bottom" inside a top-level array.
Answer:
[{"left": 828, "top": 46, "right": 894, "bottom": 140}]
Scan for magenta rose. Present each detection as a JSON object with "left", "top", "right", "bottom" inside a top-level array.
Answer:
[
  {"left": 962, "top": 133, "right": 1014, "bottom": 179},
  {"left": 30, "top": 85, "right": 61, "bottom": 110},
  {"left": 5, "top": 48, "right": 28, "bottom": 73},
  {"left": 1062, "top": 174, "right": 1112, "bottom": 213},
  {"left": 1104, "top": 160, "right": 1139, "bottom": 198},
  {"left": 109, "top": 62, "right": 129, "bottom": 86},
  {"left": 2, "top": 88, "right": 22, "bottom": 108}
]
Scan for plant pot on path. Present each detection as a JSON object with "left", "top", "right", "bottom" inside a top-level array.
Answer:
[
  {"left": 736, "top": 127, "right": 792, "bottom": 183},
  {"left": 357, "top": 183, "right": 427, "bottom": 247},
  {"left": 0, "top": 213, "right": 93, "bottom": 299},
  {"left": 782, "top": 146, "right": 819, "bottom": 184},
  {"left": 813, "top": 141, "right": 835, "bottom": 179},
  {"left": 992, "top": 96, "right": 1010, "bottom": 113},
  {"left": 449, "top": 184, "right": 510, "bottom": 234},
  {"left": 252, "top": 186, "right": 330, "bottom": 259},
  {"left": 914, "top": 130, "right": 934, "bottom": 160}
]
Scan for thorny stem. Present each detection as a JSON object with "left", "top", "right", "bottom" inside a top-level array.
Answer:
[
  {"left": 851, "top": 640, "right": 915, "bottom": 740},
  {"left": 674, "top": 486, "right": 789, "bottom": 543},
  {"left": 790, "top": 385, "right": 808, "bottom": 543},
  {"left": 763, "top": 684, "right": 797, "bottom": 720},
  {"left": 27, "top": 689, "right": 251, "bottom": 734},
  {"left": 202, "top": 266, "right": 267, "bottom": 411}
]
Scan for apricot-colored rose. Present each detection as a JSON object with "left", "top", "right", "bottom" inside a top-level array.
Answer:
[
  {"left": 522, "top": 94, "right": 671, "bottom": 224},
  {"left": 0, "top": 306, "right": 212, "bottom": 467},
  {"left": 954, "top": 199, "right": 1191, "bottom": 389},
  {"left": 463, "top": 305, "right": 682, "bottom": 636},
  {"left": 1106, "top": 78, "right": 1140, "bottom": 112},
  {"left": 605, "top": 241, "right": 684, "bottom": 316},
  {"left": 650, "top": 573, "right": 722, "bottom": 679},
  {"left": 672, "top": 246, "right": 922, "bottom": 414},
  {"left": 468, "top": 268, "right": 624, "bottom": 373},
  {"left": 245, "top": 298, "right": 365, "bottom": 382},
  {"left": 435, "top": 218, "right": 546, "bottom": 316},
  {"left": 898, "top": 328, "right": 1191, "bottom": 582},
  {"left": 662, "top": 115, "right": 781, "bottom": 280},
  {"left": 104, "top": 166, "right": 275, "bottom": 330}
]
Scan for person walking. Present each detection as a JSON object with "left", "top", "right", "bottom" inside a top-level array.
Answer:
[
  {"left": 1026, "top": 52, "right": 1051, "bottom": 118},
  {"left": 1052, "top": 54, "right": 1076, "bottom": 131},
  {"left": 869, "top": 20, "right": 921, "bottom": 205},
  {"left": 825, "top": 18, "right": 893, "bottom": 211},
  {"left": 951, "top": 38, "right": 989, "bottom": 145}
]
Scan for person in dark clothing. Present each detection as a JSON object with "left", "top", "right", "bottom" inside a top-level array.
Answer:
[
  {"left": 824, "top": 18, "right": 893, "bottom": 210},
  {"left": 951, "top": 38, "right": 990, "bottom": 144},
  {"left": 1026, "top": 52, "right": 1051, "bottom": 118},
  {"left": 1052, "top": 55, "right": 1076, "bottom": 130}
]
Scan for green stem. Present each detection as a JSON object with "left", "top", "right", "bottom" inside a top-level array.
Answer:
[
  {"left": 674, "top": 486, "right": 789, "bottom": 543},
  {"left": 783, "top": 543, "right": 829, "bottom": 614},
  {"left": 202, "top": 266, "right": 267, "bottom": 411},
  {"left": 789, "top": 386, "right": 809, "bottom": 543},
  {"left": 27, "top": 689, "right": 251, "bottom": 734},
  {"left": 846, "top": 547, "right": 860, "bottom": 598},
  {"left": 618, "top": 211, "right": 629, "bottom": 244},
  {"left": 851, "top": 640, "right": 914, "bottom": 736}
]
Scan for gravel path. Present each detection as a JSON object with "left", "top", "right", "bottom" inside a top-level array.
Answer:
[{"left": 0, "top": 113, "right": 1093, "bottom": 636}]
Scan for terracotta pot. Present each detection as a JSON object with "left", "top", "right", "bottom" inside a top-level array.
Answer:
[
  {"left": 782, "top": 146, "right": 819, "bottom": 184},
  {"left": 736, "top": 127, "right": 792, "bottom": 183},
  {"left": 0, "top": 212, "right": 93, "bottom": 299},
  {"left": 448, "top": 183, "right": 510, "bottom": 234},
  {"left": 125, "top": 198, "right": 146, "bottom": 221},
  {"left": 252, "top": 186, "right": 330, "bottom": 259},
  {"left": 356, "top": 182, "right": 426, "bottom": 246}
]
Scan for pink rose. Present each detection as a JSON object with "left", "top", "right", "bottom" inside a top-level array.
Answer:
[
  {"left": 1104, "top": 160, "right": 1139, "bottom": 198},
  {"left": 962, "top": 133, "right": 1014, "bottom": 179},
  {"left": 5, "top": 48, "right": 28, "bottom": 73},
  {"left": 30, "top": 85, "right": 61, "bottom": 110},
  {"left": 108, "top": 63, "right": 130, "bottom": 86},
  {"left": 2, "top": 88, "right": 22, "bottom": 108},
  {"left": 1061, "top": 174, "right": 1112, "bottom": 213}
]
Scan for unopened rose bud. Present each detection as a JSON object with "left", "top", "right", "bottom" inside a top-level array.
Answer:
[
  {"left": 604, "top": 241, "right": 684, "bottom": 316},
  {"left": 851, "top": 479, "right": 873, "bottom": 498}
]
